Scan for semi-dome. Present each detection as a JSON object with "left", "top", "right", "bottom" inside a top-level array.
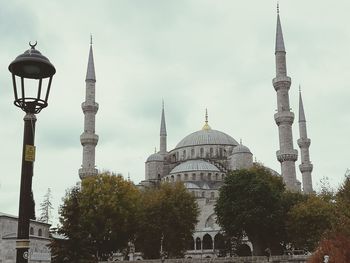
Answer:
[
  {"left": 170, "top": 160, "right": 220, "bottom": 174},
  {"left": 232, "top": 143, "right": 252, "bottom": 154},
  {"left": 146, "top": 152, "right": 164, "bottom": 162},
  {"left": 175, "top": 128, "right": 238, "bottom": 149}
]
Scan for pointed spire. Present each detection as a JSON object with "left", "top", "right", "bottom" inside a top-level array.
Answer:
[
  {"left": 275, "top": 4, "right": 286, "bottom": 53},
  {"left": 160, "top": 100, "right": 167, "bottom": 136},
  {"left": 86, "top": 36, "right": 96, "bottom": 81},
  {"left": 299, "top": 86, "right": 306, "bottom": 122},
  {"left": 202, "top": 108, "right": 211, "bottom": 130}
]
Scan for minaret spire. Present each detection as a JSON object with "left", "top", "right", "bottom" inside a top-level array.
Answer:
[
  {"left": 86, "top": 36, "right": 96, "bottom": 81},
  {"left": 275, "top": 4, "right": 286, "bottom": 53},
  {"left": 159, "top": 100, "right": 167, "bottom": 154},
  {"left": 297, "top": 87, "right": 313, "bottom": 193},
  {"left": 79, "top": 38, "right": 99, "bottom": 179},
  {"left": 272, "top": 6, "right": 299, "bottom": 191}
]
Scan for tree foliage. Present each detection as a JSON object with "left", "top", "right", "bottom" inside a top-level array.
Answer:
[
  {"left": 215, "top": 165, "right": 300, "bottom": 255},
  {"left": 308, "top": 176, "right": 350, "bottom": 263},
  {"left": 286, "top": 194, "right": 335, "bottom": 251},
  {"left": 51, "top": 172, "right": 141, "bottom": 262},
  {"left": 136, "top": 182, "right": 199, "bottom": 259}
]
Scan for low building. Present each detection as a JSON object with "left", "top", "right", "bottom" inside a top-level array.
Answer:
[{"left": 0, "top": 212, "right": 51, "bottom": 262}]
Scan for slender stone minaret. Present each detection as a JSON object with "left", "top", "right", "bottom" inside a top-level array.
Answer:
[
  {"left": 273, "top": 5, "right": 299, "bottom": 191},
  {"left": 297, "top": 87, "right": 313, "bottom": 193},
  {"left": 79, "top": 37, "right": 99, "bottom": 179},
  {"left": 160, "top": 101, "right": 167, "bottom": 155}
]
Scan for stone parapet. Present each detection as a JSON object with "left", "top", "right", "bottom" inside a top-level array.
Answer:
[
  {"left": 297, "top": 138, "right": 311, "bottom": 148},
  {"left": 82, "top": 101, "right": 99, "bottom": 114},
  {"left": 80, "top": 133, "right": 99, "bottom": 145},
  {"left": 299, "top": 163, "right": 313, "bottom": 173},
  {"left": 79, "top": 167, "right": 98, "bottom": 178},
  {"left": 272, "top": 76, "right": 291, "bottom": 91},
  {"left": 276, "top": 149, "right": 298, "bottom": 162},
  {"left": 274, "top": 111, "right": 295, "bottom": 125}
]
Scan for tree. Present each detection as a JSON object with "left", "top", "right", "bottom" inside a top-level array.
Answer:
[
  {"left": 51, "top": 172, "right": 142, "bottom": 261},
  {"left": 215, "top": 165, "right": 302, "bottom": 255},
  {"left": 308, "top": 176, "right": 350, "bottom": 263},
  {"left": 136, "top": 182, "right": 199, "bottom": 259},
  {"left": 286, "top": 194, "right": 336, "bottom": 251},
  {"left": 38, "top": 188, "right": 53, "bottom": 223},
  {"left": 50, "top": 185, "right": 95, "bottom": 263}
]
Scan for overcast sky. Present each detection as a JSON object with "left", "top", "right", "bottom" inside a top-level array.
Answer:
[{"left": 1, "top": 0, "right": 349, "bottom": 224}]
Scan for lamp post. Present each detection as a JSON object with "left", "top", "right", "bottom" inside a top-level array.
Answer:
[{"left": 8, "top": 42, "right": 55, "bottom": 263}]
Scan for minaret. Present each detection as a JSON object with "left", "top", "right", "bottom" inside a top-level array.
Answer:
[
  {"left": 79, "top": 37, "right": 99, "bottom": 179},
  {"left": 272, "top": 5, "right": 299, "bottom": 191},
  {"left": 297, "top": 88, "right": 313, "bottom": 193},
  {"left": 160, "top": 101, "right": 167, "bottom": 155}
]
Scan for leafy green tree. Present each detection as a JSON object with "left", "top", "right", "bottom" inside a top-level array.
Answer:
[
  {"left": 286, "top": 194, "right": 335, "bottom": 251},
  {"left": 136, "top": 182, "right": 199, "bottom": 259},
  {"left": 308, "top": 176, "right": 350, "bottom": 263},
  {"left": 215, "top": 165, "right": 301, "bottom": 255},
  {"left": 38, "top": 188, "right": 53, "bottom": 223},
  {"left": 50, "top": 185, "right": 95, "bottom": 263},
  {"left": 51, "top": 172, "right": 141, "bottom": 261}
]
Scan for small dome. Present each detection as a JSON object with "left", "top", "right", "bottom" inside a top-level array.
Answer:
[
  {"left": 170, "top": 160, "right": 220, "bottom": 174},
  {"left": 175, "top": 129, "right": 238, "bottom": 149},
  {"left": 232, "top": 143, "right": 252, "bottom": 154},
  {"left": 146, "top": 152, "right": 164, "bottom": 162}
]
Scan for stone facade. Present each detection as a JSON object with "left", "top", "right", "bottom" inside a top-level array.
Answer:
[{"left": 0, "top": 212, "right": 51, "bottom": 262}]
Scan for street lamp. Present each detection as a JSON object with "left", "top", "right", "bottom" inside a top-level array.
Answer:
[{"left": 9, "top": 42, "right": 55, "bottom": 263}]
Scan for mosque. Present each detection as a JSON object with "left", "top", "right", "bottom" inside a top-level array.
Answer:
[{"left": 79, "top": 7, "right": 314, "bottom": 258}]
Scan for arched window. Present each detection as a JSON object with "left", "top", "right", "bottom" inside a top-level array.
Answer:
[
  {"left": 208, "top": 173, "right": 212, "bottom": 181},
  {"left": 30, "top": 227, "right": 34, "bottom": 235},
  {"left": 171, "top": 175, "right": 174, "bottom": 182},
  {"left": 214, "top": 234, "right": 225, "bottom": 250},
  {"left": 200, "top": 173, "right": 204, "bottom": 180},
  {"left": 201, "top": 191, "right": 205, "bottom": 198},
  {"left": 219, "top": 148, "right": 223, "bottom": 157},
  {"left": 183, "top": 150, "right": 186, "bottom": 159},
  {"left": 38, "top": 229, "right": 42, "bottom": 237},
  {"left": 195, "top": 237, "right": 201, "bottom": 250},
  {"left": 215, "top": 173, "right": 219, "bottom": 180},
  {"left": 177, "top": 174, "right": 181, "bottom": 181},
  {"left": 191, "top": 148, "right": 195, "bottom": 158},
  {"left": 210, "top": 148, "right": 213, "bottom": 157},
  {"left": 192, "top": 173, "right": 196, "bottom": 181},
  {"left": 184, "top": 174, "right": 188, "bottom": 181},
  {"left": 203, "top": 234, "right": 213, "bottom": 250},
  {"left": 210, "top": 192, "right": 215, "bottom": 199},
  {"left": 200, "top": 148, "right": 204, "bottom": 157},
  {"left": 176, "top": 152, "right": 179, "bottom": 161}
]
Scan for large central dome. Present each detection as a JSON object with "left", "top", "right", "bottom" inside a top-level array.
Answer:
[{"left": 175, "top": 128, "right": 238, "bottom": 149}]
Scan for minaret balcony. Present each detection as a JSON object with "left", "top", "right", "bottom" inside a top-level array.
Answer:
[
  {"left": 297, "top": 138, "right": 311, "bottom": 148},
  {"left": 299, "top": 163, "right": 313, "bottom": 173},
  {"left": 79, "top": 167, "right": 98, "bottom": 179},
  {"left": 80, "top": 133, "right": 99, "bottom": 145},
  {"left": 276, "top": 149, "right": 298, "bottom": 162},
  {"left": 82, "top": 102, "right": 99, "bottom": 114},
  {"left": 272, "top": 76, "right": 291, "bottom": 91},
  {"left": 274, "top": 111, "right": 294, "bottom": 125}
]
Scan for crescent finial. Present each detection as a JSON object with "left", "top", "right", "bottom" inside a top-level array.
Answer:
[{"left": 29, "top": 41, "right": 37, "bottom": 49}]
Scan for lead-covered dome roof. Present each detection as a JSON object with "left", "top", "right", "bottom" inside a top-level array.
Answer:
[
  {"left": 232, "top": 143, "right": 252, "bottom": 154},
  {"left": 146, "top": 152, "right": 164, "bottom": 162},
  {"left": 175, "top": 128, "right": 238, "bottom": 149},
  {"left": 170, "top": 160, "right": 220, "bottom": 174}
]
